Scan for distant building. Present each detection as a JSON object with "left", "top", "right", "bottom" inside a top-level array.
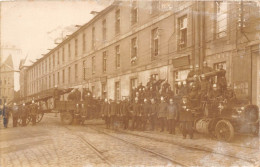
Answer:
[
  {"left": 0, "top": 55, "right": 14, "bottom": 104},
  {"left": 21, "top": 1, "right": 260, "bottom": 106}
]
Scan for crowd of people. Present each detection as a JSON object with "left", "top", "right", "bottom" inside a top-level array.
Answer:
[
  {"left": 0, "top": 101, "right": 39, "bottom": 128},
  {"left": 99, "top": 61, "right": 236, "bottom": 139}
]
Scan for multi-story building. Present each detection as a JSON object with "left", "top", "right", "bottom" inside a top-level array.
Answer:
[
  {"left": 0, "top": 55, "right": 14, "bottom": 104},
  {"left": 20, "top": 1, "right": 260, "bottom": 106}
]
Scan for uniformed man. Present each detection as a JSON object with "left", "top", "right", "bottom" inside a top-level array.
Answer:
[
  {"left": 201, "top": 61, "right": 213, "bottom": 74},
  {"left": 167, "top": 98, "right": 178, "bottom": 134},
  {"left": 146, "top": 76, "right": 154, "bottom": 88},
  {"left": 158, "top": 96, "right": 168, "bottom": 132},
  {"left": 12, "top": 103, "right": 19, "bottom": 127},
  {"left": 162, "top": 79, "right": 171, "bottom": 94},
  {"left": 224, "top": 84, "right": 236, "bottom": 104},
  {"left": 181, "top": 81, "right": 189, "bottom": 96},
  {"left": 194, "top": 64, "right": 201, "bottom": 76},
  {"left": 208, "top": 84, "right": 222, "bottom": 117},
  {"left": 216, "top": 64, "right": 227, "bottom": 94},
  {"left": 21, "top": 103, "right": 28, "bottom": 127},
  {"left": 3, "top": 103, "right": 10, "bottom": 128},
  {"left": 179, "top": 96, "right": 194, "bottom": 139},
  {"left": 128, "top": 97, "right": 141, "bottom": 130},
  {"left": 141, "top": 98, "right": 150, "bottom": 131},
  {"left": 188, "top": 84, "right": 200, "bottom": 109},
  {"left": 137, "top": 82, "right": 145, "bottom": 93},
  {"left": 187, "top": 65, "right": 195, "bottom": 79},
  {"left": 101, "top": 99, "right": 110, "bottom": 128},
  {"left": 30, "top": 100, "right": 38, "bottom": 125},
  {"left": 109, "top": 99, "right": 116, "bottom": 129},
  {"left": 67, "top": 89, "right": 75, "bottom": 101},
  {"left": 199, "top": 74, "right": 210, "bottom": 101},
  {"left": 149, "top": 98, "right": 158, "bottom": 131},
  {"left": 74, "top": 88, "right": 81, "bottom": 102},
  {"left": 120, "top": 97, "right": 130, "bottom": 129}
]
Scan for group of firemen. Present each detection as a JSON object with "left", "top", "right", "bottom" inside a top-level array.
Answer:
[
  {"left": 1, "top": 101, "right": 39, "bottom": 128},
  {"left": 99, "top": 61, "right": 236, "bottom": 139}
]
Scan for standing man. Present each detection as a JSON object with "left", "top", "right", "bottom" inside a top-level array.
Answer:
[
  {"left": 149, "top": 98, "right": 158, "bottom": 131},
  {"left": 12, "top": 103, "right": 19, "bottom": 127},
  {"left": 21, "top": 103, "right": 27, "bottom": 127},
  {"left": 128, "top": 97, "right": 141, "bottom": 130},
  {"left": 167, "top": 98, "right": 178, "bottom": 134},
  {"left": 201, "top": 61, "right": 213, "bottom": 74},
  {"left": 109, "top": 99, "right": 116, "bottom": 129},
  {"left": 30, "top": 100, "right": 37, "bottom": 126},
  {"left": 217, "top": 64, "right": 227, "bottom": 94},
  {"left": 141, "top": 98, "right": 150, "bottom": 131},
  {"left": 179, "top": 96, "right": 194, "bottom": 139},
  {"left": 3, "top": 103, "right": 10, "bottom": 128},
  {"left": 158, "top": 97, "right": 168, "bottom": 132},
  {"left": 120, "top": 97, "right": 130, "bottom": 129},
  {"left": 101, "top": 99, "right": 110, "bottom": 129}
]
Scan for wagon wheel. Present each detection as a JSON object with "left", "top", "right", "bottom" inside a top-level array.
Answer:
[
  {"left": 215, "top": 120, "right": 234, "bottom": 142},
  {"left": 61, "top": 111, "right": 73, "bottom": 125},
  {"left": 36, "top": 111, "right": 44, "bottom": 123},
  {"left": 17, "top": 116, "right": 23, "bottom": 126},
  {"left": 26, "top": 115, "right": 32, "bottom": 125}
]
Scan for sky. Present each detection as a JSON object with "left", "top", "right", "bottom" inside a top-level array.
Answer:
[{"left": 1, "top": 0, "right": 112, "bottom": 91}]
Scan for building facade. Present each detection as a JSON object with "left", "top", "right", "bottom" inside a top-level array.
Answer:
[
  {"left": 21, "top": 1, "right": 260, "bottom": 106},
  {"left": 0, "top": 55, "right": 14, "bottom": 104}
]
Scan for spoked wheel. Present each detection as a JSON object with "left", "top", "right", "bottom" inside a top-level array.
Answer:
[
  {"left": 61, "top": 111, "right": 73, "bottom": 125},
  {"left": 36, "top": 112, "right": 44, "bottom": 123},
  {"left": 17, "top": 116, "right": 23, "bottom": 126},
  {"left": 26, "top": 116, "right": 32, "bottom": 125},
  {"left": 215, "top": 120, "right": 234, "bottom": 142}
]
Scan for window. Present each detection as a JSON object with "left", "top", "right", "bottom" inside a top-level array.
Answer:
[
  {"left": 68, "top": 43, "right": 71, "bottom": 59},
  {"left": 49, "top": 76, "right": 51, "bottom": 89},
  {"left": 215, "top": 1, "right": 227, "bottom": 38},
  {"left": 68, "top": 67, "right": 71, "bottom": 83},
  {"left": 115, "top": 9, "right": 120, "bottom": 34},
  {"left": 57, "top": 51, "right": 60, "bottom": 65},
  {"left": 115, "top": 81, "right": 120, "bottom": 100},
  {"left": 92, "top": 56, "right": 95, "bottom": 74},
  {"left": 57, "top": 72, "right": 60, "bottom": 85},
  {"left": 131, "top": 37, "right": 138, "bottom": 64},
  {"left": 92, "top": 27, "right": 95, "bottom": 49},
  {"left": 92, "top": 86, "right": 95, "bottom": 96},
  {"left": 103, "top": 51, "right": 107, "bottom": 73},
  {"left": 115, "top": 45, "right": 120, "bottom": 68},
  {"left": 62, "top": 69, "right": 65, "bottom": 83},
  {"left": 151, "top": 28, "right": 159, "bottom": 57},
  {"left": 83, "top": 60, "right": 87, "bottom": 80},
  {"left": 75, "top": 38, "right": 78, "bottom": 57},
  {"left": 75, "top": 64, "right": 78, "bottom": 81},
  {"left": 178, "top": 15, "right": 187, "bottom": 49},
  {"left": 53, "top": 74, "right": 55, "bottom": 87},
  {"left": 102, "top": 19, "right": 107, "bottom": 41},
  {"left": 151, "top": 1, "right": 159, "bottom": 14},
  {"left": 131, "top": 1, "right": 138, "bottom": 25},
  {"left": 102, "top": 83, "right": 107, "bottom": 99},
  {"left": 53, "top": 54, "right": 55, "bottom": 68},
  {"left": 62, "top": 47, "right": 65, "bottom": 62},
  {"left": 83, "top": 33, "right": 86, "bottom": 52}
]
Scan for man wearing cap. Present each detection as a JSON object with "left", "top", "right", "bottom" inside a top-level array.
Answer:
[
  {"left": 200, "top": 74, "right": 210, "bottom": 101},
  {"left": 12, "top": 103, "right": 19, "bottom": 127},
  {"left": 179, "top": 96, "right": 194, "bottom": 139},
  {"left": 217, "top": 64, "right": 227, "bottom": 94},
  {"left": 167, "top": 98, "right": 178, "bottom": 134},
  {"left": 20, "top": 103, "right": 28, "bottom": 126},
  {"left": 141, "top": 98, "right": 150, "bottom": 131},
  {"left": 101, "top": 99, "right": 110, "bottom": 128},
  {"left": 30, "top": 100, "right": 38, "bottom": 126},
  {"left": 158, "top": 96, "right": 168, "bottom": 132},
  {"left": 201, "top": 61, "right": 213, "bottom": 74},
  {"left": 208, "top": 84, "right": 222, "bottom": 117},
  {"left": 149, "top": 98, "right": 158, "bottom": 131},
  {"left": 120, "top": 97, "right": 130, "bottom": 129},
  {"left": 137, "top": 82, "right": 145, "bottom": 93},
  {"left": 162, "top": 79, "right": 171, "bottom": 94},
  {"left": 128, "top": 97, "right": 141, "bottom": 130},
  {"left": 187, "top": 65, "right": 195, "bottom": 79}
]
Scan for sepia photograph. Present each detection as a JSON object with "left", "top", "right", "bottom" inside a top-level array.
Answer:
[{"left": 0, "top": 0, "right": 259, "bottom": 166}]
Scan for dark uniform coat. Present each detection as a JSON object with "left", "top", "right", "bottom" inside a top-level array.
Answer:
[{"left": 158, "top": 102, "right": 168, "bottom": 118}]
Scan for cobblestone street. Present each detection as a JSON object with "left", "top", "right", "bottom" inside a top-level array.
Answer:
[{"left": 0, "top": 114, "right": 259, "bottom": 167}]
